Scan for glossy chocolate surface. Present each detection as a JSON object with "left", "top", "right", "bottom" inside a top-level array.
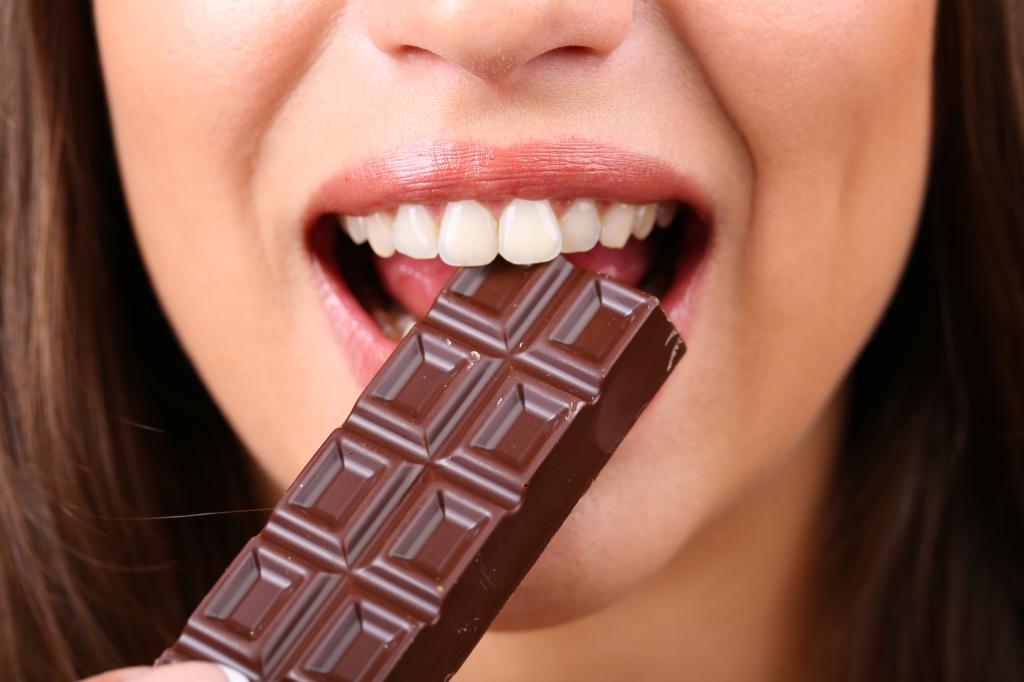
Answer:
[{"left": 158, "top": 257, "right": 683, "bottom": 681}]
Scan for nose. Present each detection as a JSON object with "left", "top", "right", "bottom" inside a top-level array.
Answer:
[{"left": 362, "top": 0, "right": 633, "bottom": 82}]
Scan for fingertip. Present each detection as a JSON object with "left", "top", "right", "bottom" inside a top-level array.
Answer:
[
  {"left": 80, "top": 666, "right": 152, "bottom": 682},
  {"left": 214, "top": 663, "right": 250, "bottom": 682},
  {"left": 81, "top": 661, "right": 246, "bottom": 682}
]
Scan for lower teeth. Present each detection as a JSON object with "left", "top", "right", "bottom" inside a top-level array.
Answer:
[{"left": 370, "top": 307, "right": 416, "bottom": 342}]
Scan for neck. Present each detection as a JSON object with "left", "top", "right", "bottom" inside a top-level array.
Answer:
[{"left": 457, "top": 390, "right": 843, "bottom": 682}]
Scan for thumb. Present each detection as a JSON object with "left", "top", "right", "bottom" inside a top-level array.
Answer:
[{"left": 81, "top": 662, "right": 248, "bottom": 682}]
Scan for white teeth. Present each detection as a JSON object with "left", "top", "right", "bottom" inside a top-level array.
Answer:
[
  {"left": 393, "top": 204, "right": 439, "bottom": 259},
  {"left": 365, "top": 211, "right": 395, "bottom": 258},
  {"left": 438, "top": 200, "right": 499, "bottom": 266},
  {"left": 341, "top": 214, "right": 368, "bottom": 244},
  {"left": 342, "top": 197, "right": 673, "bottom": 265},
  {"left": 498, "top": 199, "right": 561, "bottom": 264},
  {"left": 559, "top": 199, "right": 601, "bottom": 253},
  {"left": 632, "top": 203, "right": 657, "bottom": 240},
  {"left": 398, "top": 314, "right": 416, "bottom": 339},
  {"left": 600, "top": 202, "right": 636, "bottom": 248},
  {"left": 656, "top": 202, "right": 678, "bottom": 228}
]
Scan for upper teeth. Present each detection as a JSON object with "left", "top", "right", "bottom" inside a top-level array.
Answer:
[
  {"left": 439, "top": 200, "right": 499, "bottom": 266},
  {"left": 498, "top": 199, "right": 561, "bottom": 264},
  {"left": 393, "top": 204, "right": 439, "bottom": 259},
  {"left": 339, "top": 198, "right": 677, "bottom": 266}
]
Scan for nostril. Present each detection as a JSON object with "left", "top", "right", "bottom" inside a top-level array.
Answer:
[
  {"left": 537, "top": 44, "right": 605, "bottom": 66},
  {"left": 397, "top": 45, "right": 431, "bottom": 57},
  {"left": 547, "top": 45, "right": 596, "bottom": 57},
  {"left": 394, "top": 44, "right": 439, "bottom": 67}
]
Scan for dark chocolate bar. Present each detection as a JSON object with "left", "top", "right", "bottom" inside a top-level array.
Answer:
[{"left": 158, "top": 256, "right": 683, "bottom": 681}]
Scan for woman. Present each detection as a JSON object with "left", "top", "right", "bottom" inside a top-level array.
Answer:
[{"left": 1, "top": 1, "right": 1021, "bottom": 680}]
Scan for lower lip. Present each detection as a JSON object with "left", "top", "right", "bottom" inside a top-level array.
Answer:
[{"left": 310, "top": 221, "right": 709, "bottom": 388}]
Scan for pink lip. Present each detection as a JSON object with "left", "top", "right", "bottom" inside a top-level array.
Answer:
[
  {"left": 304, "top": 139, "right": 712, "bottom": 221},
  {"left": 306, "top": 139, "right": 712, "bottom": 385}
]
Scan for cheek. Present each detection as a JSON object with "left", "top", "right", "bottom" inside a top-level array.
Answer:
[
  {"left": 93, "top": 1, "right": 359, "bottom": 485},
  {"left": 674, "top": 0, "right": 936, "bottom": 402},
  {"left": 93, "top": 1, "right": 333, "bottom": 203},
  {"left": 673, "top": 1, "right": 936, "bottom": 151}
]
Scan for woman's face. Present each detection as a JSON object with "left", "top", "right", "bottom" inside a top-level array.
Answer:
[{"left": 94, "top": 1, "right": 935, "bottom": 627}]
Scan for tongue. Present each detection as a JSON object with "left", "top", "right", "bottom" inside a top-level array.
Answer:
[
  {"left": 375, "top": 239, "right": 656, "bottom": 320},
  {"left": 563, "top": 238, "right": 655, "bottom": 287}
]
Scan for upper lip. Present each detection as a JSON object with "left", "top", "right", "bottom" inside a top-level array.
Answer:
[{"left": 303, "top": 138, "right": 712, "bottom": 226}]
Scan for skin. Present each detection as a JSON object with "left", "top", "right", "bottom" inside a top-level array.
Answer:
[{"left": 92, "top": 1, "right": 935, "bottom": 680}]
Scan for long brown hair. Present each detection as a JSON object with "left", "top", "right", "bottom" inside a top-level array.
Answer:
[
  {"left": 823, "top": 0, "right": 1024, "bottom": 679},
  {"left": 1, "top": 3, "right": 259, "bottom": 679},
  {"left": 1, "top": 1, "right": 1021, "bottom": 680}
]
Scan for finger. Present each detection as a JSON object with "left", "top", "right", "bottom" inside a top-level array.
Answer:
[
  {"left": 81, "top": 661, "right": 247, "bottom": 682},
  {"left": 79, "top": 667, "right": 151, "bottom": 682}
]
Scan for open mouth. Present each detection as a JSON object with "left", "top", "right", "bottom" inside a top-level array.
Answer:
[{"left": 305, "top": 141, "right": 712, "bottom": 383}]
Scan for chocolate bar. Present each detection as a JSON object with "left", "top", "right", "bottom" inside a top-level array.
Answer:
[{"left": 157, "top": 256, "right": 683, "bottom": 681}]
